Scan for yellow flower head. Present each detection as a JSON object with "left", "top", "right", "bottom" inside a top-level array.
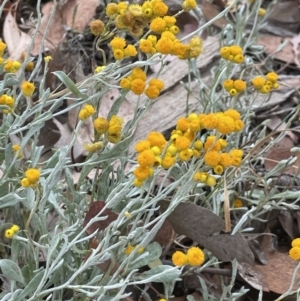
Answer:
[
  {"left": 252, "top": 76, "right": 266, "bottom": 89},
  {"left": 193, "top": 171, "right": 208, "bottom": 183},
  {"left": 194, "top": 140, "right": 203, "bottom": 151},
  {"left": 90, "top": 20, "right": 105, "bottom": 36},
  {"left": 129, "top": 4, "right": 143, "bottom": 16},
  {"left": 155, "top": 37, "right": 174, "bottom": 54},
  {"left": 94, "top": 117, "right": 109, "bottom": 134},
  {"left": 0, "top": 40, "right": 7, "bottom": 56},
  {"left": 113, "top": 49, "right": 124, "bottom": 60},
  {"left": 204, "top": 135, "right": 221, "bottom": 152},
  {"left": 172, "top": 250, "right": 188, "bottom": 266},
  {"left": 289, "top": 247, "right": 300, "bottom": 260},
  {"left": 205, "top": 175, "right": 216, "bottom": 186},
  {"left": 186, "top": 247, "right": 205, "bottom": 266},
  {"left": 182, "top": 0, "right": 197, "bottom": 11},
  {"left": 11, "top": 224, "right": 20, "bottom": 233},
  {"left": 217, "top": 116, "right": 235, "bottom": 134},
  {"left": 95, "top": 66, "right": 106, "bottom": 74},
  {"left": 234, "top": 199, "right": 243, "bottom": 208},
  {"left": 25, "top": 168, "right": 41, "bottom": 184},
  {"left": 219, "top": 153, "right": 233, "bottom": 168},
  {"left": 150, "top": 17, "right": 166, "bottom": 33},
  {"left": 161, "top": 155, "right": 176, "bottom": 169},
  {"left": 234, "top": 119, "right": 244, "bottom": 132},
  {"left": 44, "top": 55, "right": 52, "bottom": 63},
  {"left": 224, "top": 109, "right": 240, "bottom": 120},
  {"left": 131, "top": 79, "right": 146, "bottom": 95},
  {"left": 131, "top": 68, "right": 147, "bottom": 81},
  {"left": 106, "top": 3, "right": 118, "bottom": 16},
  {"left": 201, "top": 113, "right": 218, "bottom": 129},
  {"left": 258, "top": 8, "right": 266, "bottom": 16},
  {"left": 139, "top": 39, "right": 153, "bottom": 53},
  {"left": 134, "top": 178, "right": 144, "bottom": 187},
  {"left": 229, "top": 88, "right": 237, "bottom": 96},
  {"left": 120, "top": 78, "right": 131, "bottom": 90},
  {"left": 110, "top": 37, "right": 126, "bottom": 50},
  {"left": 233, "top": 79, "right": 246, "bottom": 92},
  {"left": 204, "top": 151, "right": 220, "bottom": 168},
  {"left": 79, "top": 104, "right": 95, "bottom": 120},
  {"left": 149, "top": 78, "right": 164, "bottom": 91},
  {"left": 124, "top": 45, "right": 137, "bottom": 57},
  {"left": 152, "top": 1, "right": 168, "bottom": 17},
  {"left": 291, "top": 238, "right": 300, "bottom": 248},
  {"left": 134, "top": 166, "right": 153, "bottom": 181},
  {"left": 223, "top": 79, "right": 234, "bottom": 91},
  {"left": 21, "top": 178, "right": 32, "bottom": 187},
  {"left": 177, "top": 117, "right": 189, "bottom": 132},
  {"left": 230, "top": 148, "right": 243, "bottom": 158},
  {"left": 125, "top": 243, "right": 135, "bottom": 255},
  {"left": 260, "top": 85, "right": 271, "bottom": 94},
  {"left": 135, "top": 140, "right": 151, "bottom": 152},
  {"left": 214, "top": 165, "right": 224, "bottom": 175},
  {"left": 145, "top": 85, "right": 160, "bottom": 99},
  {"left": 179, "top": 149, "right": 193, "bottom": 161},
  {"left": 107, "top": 132, "right": 121, "bottom": 144},
  {"left": 84, "top": 142, "right": 103, "bottom": 152},
  {"left": 21, "top": 81, "right": 35, "bottom": 97},
  {"left": 266, "top": 72, "right": 278, "bottom": 82},
  {"left": 147, "top": 131, "right": 167, "bottom": 149},
  {"left": 137, "top": 150, "right": 155, "bottom": 167},
  {"left": 175, "top": 136, "right": 191, "bottom": 151},
  {"left": 5, "top": 228, "right": 14, "bottom": 239}
]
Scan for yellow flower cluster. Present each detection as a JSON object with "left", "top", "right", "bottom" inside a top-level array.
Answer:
[
  {"left": 251, "top": 72, "right": 279, "bottom": 94},
  {"left": 109, "top": 36, "right": 137, "bottom": 60},
  {"left": 21, "top": 168, "right": 41, "bottom": 188},
  {"left": 124, "top": 243, "right": 144, "bottom": 255},
  {"left": 4, "top": 59, "right": 21, "bottom": 73},
  {"left": 0, "top": 43, "right": 34, "bottom": 73},
  {"left": 172, "top": 247, "right": 205, "bottom": 266},
  {"left": 220, "top": 45, "right": 244, "bottom": 64},
  {"left": 4, "top": 224, "right": 20, "bottom": 239},
  {"left": 120, "top": 67, "right": 164, "bottom": 99},
  {"left": 106, "top": 0, "right": 169, "bottom": 37},
  {"left": 133, "top": 131, "right": 168, "bottom": 186},
  {"left": 12, "top": 144, "right": 23, "bottom": 158},
  {"left": 83, "top": 142, "right": 103, "bottom": 152},
  {"left": 223, "top": 79, "right": 246, "bottom": 96},
  {"left": 0, "top": 94, "right": 15, "bottom": 114},
  {"left": 21, "top": 81, "right": 35, "bottom": 97},
  {"left": 289, "top": 238, "right": 300, "bottom": 260},
  {"left": 94, "top": 115, "right": 123, "bottom": 144},
  {"left": 182, "top": 0, "right": 197, "bottom": 11},
  {"left": 78, "top": 104, "right": 96, "bottom": 121},
  {"left": 134, "top": 109, "right": 244, "bottom": 186},
  {"left": 105, "top": 1, "right": 200, "bottom": 60}
]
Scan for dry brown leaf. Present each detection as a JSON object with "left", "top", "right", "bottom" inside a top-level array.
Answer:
[
  {"left": 30, "top": 2, "right": 65, "bottom": 56},
  {"left": 200, "top": 1, "right": 227, "bottom": 28},
  {"left": 239, "top": 251, "right": 300, "bottom": 294},
  {"left": 268, "top": 116, "right": 298, "bottom": 143},
  {"left": 159, "top": 201, "right": 255, "bottom": 264},
  {"left": 62, "top": 0, "right": 99, "bottom": 32},
  {"left": 257, "top": 35, "right": 297, "bottom": 64},
  {"left": 31, "top": 0, "right": 99, "bottom": 56},
  {"left": 3, "top": 10, "right": 32, "bottom": 60},
  {"left": 264, "top": 136, "right": 300, "bottom": 176},
  {"left": 291, "top": 34, "right": 300, "bottom": 67},
  {"left": 268, "top": 0, "right": 300, "bottom": 34}
]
